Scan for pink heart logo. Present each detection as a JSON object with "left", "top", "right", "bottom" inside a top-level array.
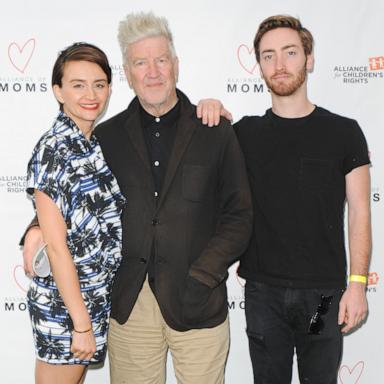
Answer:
[
  {"left": 13, "top": 264, "right": 30, "bottom": 293},
  {"left": 339, "top": 361, "right": 364, "bottom": 384},
  {"left": 237, "top": 44, "right": 258, "bottom": 75},
  {"left": 8, "top": 38, "right": 36, "bottom": 74}
]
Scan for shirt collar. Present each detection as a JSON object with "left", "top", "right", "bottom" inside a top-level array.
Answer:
[
  {"left": 53, "top": 111, "right": 98, "bottom": 149},
  {"left": 140, "top": 100, "right": 180, "bottom": 129}
]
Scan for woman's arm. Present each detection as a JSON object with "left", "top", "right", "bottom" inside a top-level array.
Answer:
[{"left": 35, "top": 189, "right": 96, "bottom": 360}]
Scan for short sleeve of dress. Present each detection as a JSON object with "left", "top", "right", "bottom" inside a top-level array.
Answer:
[
  {"left": 26, "top": 134, "right": 66, "bottom": 212},
  {"left": 343, "top": 120, "right": 370, "bottom": 175}
]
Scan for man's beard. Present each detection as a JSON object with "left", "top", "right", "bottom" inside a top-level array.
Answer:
[{"left": 264, "top": 64, "right": 307, "bottom": 97}]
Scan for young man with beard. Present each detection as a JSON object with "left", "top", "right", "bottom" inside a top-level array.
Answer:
[{"left": 234, "top": 15, "right": 371, "bottom": 383}]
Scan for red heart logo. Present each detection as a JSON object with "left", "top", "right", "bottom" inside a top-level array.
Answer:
[
  {"left": 13, "top": 264, "right": 30, "bottom": 293},
  {"left": 237, "top": 44, "right": 258, "bottom": 75},
  {"left": 8, "top": 38, "right": 36, "bottom": 74},
  {"left": 339, "top": 361, "right": 364, "bottom": 384}
]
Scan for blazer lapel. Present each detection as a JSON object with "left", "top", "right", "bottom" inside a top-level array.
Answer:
[
  {"left": 123, "top": 103, "right": 151, "bottom": 173},
  {"left": 121, "top": 100, "right": 155, "bottom": 208}
]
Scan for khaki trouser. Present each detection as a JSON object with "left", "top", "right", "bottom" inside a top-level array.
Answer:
[{"left": 108, "top": 278, "right": 229, "bottom": 384}]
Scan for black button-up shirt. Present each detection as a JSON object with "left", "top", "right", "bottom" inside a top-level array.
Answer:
[
  {"left": 140, "top": 101, "right": 180, "bottom": 201},
  {"left": 140, "top": 101, "right": 180, "bottom": 290}
]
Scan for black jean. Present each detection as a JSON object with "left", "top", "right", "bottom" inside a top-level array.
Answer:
[{"left": 244, "top": 281, "right": 344, "bottom": 384}]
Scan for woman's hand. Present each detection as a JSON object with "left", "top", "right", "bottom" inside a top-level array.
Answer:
[{"left": 71, "top": 328, "right": 97, "bottom": 361}]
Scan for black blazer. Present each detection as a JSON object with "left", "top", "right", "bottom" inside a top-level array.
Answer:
[{"left": 95, "top": 90, "right": 252, "bottom": 331}]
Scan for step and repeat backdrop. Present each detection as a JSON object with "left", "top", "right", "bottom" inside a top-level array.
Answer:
[{"left": 1, "top": 0, "right": 383, "bottom": 383}]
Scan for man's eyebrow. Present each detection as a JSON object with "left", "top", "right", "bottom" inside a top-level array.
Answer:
[
  {"left": 282, "top": 44, "right": 299, "bottom": 50},
  {"left": 261, "top": 44, "right": 300, "bottom": 55}
]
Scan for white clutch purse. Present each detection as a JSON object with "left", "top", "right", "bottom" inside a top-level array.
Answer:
[{"left": 32, "top": 244, "right": 51, "bottom": 277}]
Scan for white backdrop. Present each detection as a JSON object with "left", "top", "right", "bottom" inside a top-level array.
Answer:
[{"left": 1, "top": 1, "right": 383, "bottom": 383}]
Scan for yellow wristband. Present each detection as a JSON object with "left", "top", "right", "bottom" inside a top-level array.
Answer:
[{"left": 349, "top": 274, "right": 367, "bottom": 284}]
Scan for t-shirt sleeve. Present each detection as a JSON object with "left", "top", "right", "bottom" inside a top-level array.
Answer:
[
  {"left": 343, "top": 120, "right": 370, "bottom": 175},
  {"left": 26, "top": 136, "right": 66, "bottom": 211}
]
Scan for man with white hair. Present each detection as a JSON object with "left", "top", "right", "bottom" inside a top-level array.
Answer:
[
  {"left": 94, "top": 12, "right": 252, "bottom": 383},
  {"left": 21, "top": 11, "right": 250, "bottom": 384}
]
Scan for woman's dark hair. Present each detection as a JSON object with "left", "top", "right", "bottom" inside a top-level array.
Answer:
[{"left": 52, "top": 42, "right": 112, "bottom": 87}]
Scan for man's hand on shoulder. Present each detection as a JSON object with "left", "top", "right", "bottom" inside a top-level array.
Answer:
[{"left": 196, "top": 99, "right": 233, "bottom": 127}]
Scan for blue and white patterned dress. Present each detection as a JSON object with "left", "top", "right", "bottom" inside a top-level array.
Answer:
[{"left": 26, "top": 112, "right": 125, "bottom": 365}]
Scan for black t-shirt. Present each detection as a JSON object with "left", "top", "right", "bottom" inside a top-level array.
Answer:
[{"left": 235, "top": 106, "right": 370, "bottom": 288}]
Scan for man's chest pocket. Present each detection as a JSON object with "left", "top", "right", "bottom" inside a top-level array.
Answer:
[
  {"left": 182, "top": 164, "right": 212, "bottom": 202},
  {"left": 300, "top": 158, "right": 335, "bottom": 188}
]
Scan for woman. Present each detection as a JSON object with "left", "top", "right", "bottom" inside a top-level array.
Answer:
[{"left": 26, "top": 42, "right": 125, "bottom": 383}]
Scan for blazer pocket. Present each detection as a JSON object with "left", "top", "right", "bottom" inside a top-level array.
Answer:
[
  {"left": 182, "top": 164, "right": 211, "bottom": 202},
  {"left": 300, "top": 158, "right": 334, "bottom": 188},
  {"left": 181, "top": 276, "right": 213, "bottom": 323}
]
